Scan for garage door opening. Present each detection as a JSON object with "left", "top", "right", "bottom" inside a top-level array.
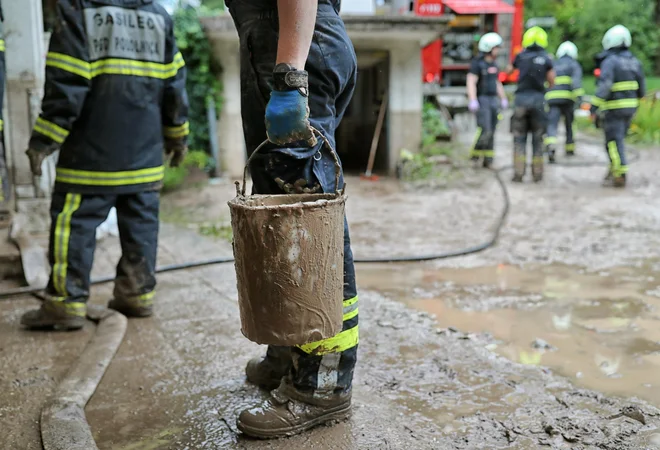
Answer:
[{"left": 336, "top": 51, "right": 390, "bottom": 174}]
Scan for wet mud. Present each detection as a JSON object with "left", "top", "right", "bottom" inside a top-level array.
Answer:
[{"left": 2, "top": 126, "right": 660, "bottom": 449}]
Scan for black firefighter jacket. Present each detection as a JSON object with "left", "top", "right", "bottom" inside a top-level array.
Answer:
[{"left": 29, "top": 0, "right": 189, "bottom": 194}]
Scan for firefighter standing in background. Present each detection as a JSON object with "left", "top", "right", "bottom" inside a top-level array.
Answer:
[
  {"left": 467, "top": 32, "right": 508, "bottom": 169},
  {"left": 0, "top": 2, "right": 10, "bottom": 227},
  {"left": 545, "top": 41, "right": 583, "bottom": 162},
  {"left": 591, "top": 25, "right": 645, "bottom": 188},
  {"left": 509, "top": 26, "right": 555, "bottom": 182},
  {"left": 226, "top": 0, "right": 358, "bottom": 439},
  {"left": 21, "top": 0, "right": 189, "bottom": 330}
]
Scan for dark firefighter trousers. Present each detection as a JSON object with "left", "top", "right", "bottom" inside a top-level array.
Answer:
[
  {"left": 228, "top": 0, "right": 358, "bottom": 397},
  {"left": 513, "top": 94, "right": 548, "bottom": 177},
  {"left": 546, "top": 101, "right": 575, "bottom": 153},
  {"left": 603, "top": 111, "right": 633, "bottom": 177},
  {"left": 46, "top": 191, "right": 159, "bottom": 307},
  {"left": 471, "top": 95, "right": 499, "bottom": 164}
]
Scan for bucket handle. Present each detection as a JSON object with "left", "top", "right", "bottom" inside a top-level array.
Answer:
[{"left": 239, "top": 127, "right": 342, "bottom": 197}]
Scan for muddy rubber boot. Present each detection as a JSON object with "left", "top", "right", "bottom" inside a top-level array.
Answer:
[
  {"left": 512, "top": 154, "right": 526, "bottom": 183},
  {"left": 602, "top": 168, "right": 614, "bottom": 187},
  {"left": 613, "top": 174, "right": 626, "bottom": 188},
  {"left": 237, "top": 380, "right": 351, "bottom": 439},
  {"left": 108, "top": 296, "right": 154, "bottom": 318},
  {"left": 246, "top": 347, "right": 292, "bottom": 391},
  {"left": 482, "top": 157, "right": 493, "bottom": 169},
  {"left": 531, "top": 157, "right": 544, "bottom": 183},
  {"left": 546, "top": 144, "right": 556, "bottom": 164},
  {"left": 21, "top": 300, "right": 86, "bottom": 331}
]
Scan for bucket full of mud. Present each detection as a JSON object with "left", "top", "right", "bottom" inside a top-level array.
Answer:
[{"left": 228, "top": 132, "right": 346, "bottom": 346}]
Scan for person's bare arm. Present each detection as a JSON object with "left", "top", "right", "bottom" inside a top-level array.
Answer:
[
  {"left": 466, "top": 73, "right": 478, "bottom": 101},
  {"left": 546, "top": 69, "right": 556, "bottom": 88},
  {"left": 276, "top": 0, "right": 319, "bottom": 68},
  {"left": 496, "top": 80, "right": 506, "bottom": 101}
]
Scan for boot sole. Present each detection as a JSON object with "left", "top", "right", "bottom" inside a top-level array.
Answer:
[
  {"left": 21, "top": 319, "right": 85, "bottom": 331},
  {"left": 237, "top": 403, "right": 352, "bottom": 439}
]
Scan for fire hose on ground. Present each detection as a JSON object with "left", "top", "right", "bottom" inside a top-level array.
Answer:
[{"left": 0, "top": 146, "right": 638, "bottom": 300}]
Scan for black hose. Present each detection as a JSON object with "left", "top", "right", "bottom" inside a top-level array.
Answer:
[{"left": 0, "top": 151, "right": 634, "bottom": 300}]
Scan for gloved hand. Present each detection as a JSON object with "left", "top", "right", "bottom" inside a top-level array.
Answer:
[
  {"left": 266, "top": 64, "right": 316, "bottom": 147},
  {"left": 468, "top": 99, "right": 480, "bottom": 113},
  {"left": 25, "top": 148, "right": 48, "bottom": 177},
  {"left": 165, "top": 139, "right": 188, "bottom": 167},
  {"left": 265, "top": 90, "right": 316, "bottom": 147},
  {"left": 501, "top": 98, "right": 509, "bottom": 110}
]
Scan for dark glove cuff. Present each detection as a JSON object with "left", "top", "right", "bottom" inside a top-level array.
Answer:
[
  {"left": 273, "top": 63, "right": 309, "bottom": 95},
  {"left": 28, "top": 136, "right": 58, "bottom": 155}
]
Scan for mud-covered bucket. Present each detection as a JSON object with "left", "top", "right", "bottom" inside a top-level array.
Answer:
[{"left": 228, "top": 132, "right": 346, "bottom": 346}]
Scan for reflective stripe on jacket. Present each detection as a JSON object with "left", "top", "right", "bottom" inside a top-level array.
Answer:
[
  {"left": 545, "top": 55, "right": 583, "bottom": 104},
  {"left": 591, "top": 48, "right": 645, "bottom": 115},
  {"left": 29, "top": 0, "right": 189, "bottom": 194}
]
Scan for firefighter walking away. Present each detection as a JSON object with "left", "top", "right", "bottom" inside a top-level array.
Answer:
[
  {"left": 509, "top": 26, "right": 555, "bottom": 183},
  {"left": 467, "top": 32, "right": 508, "bottom": 169},
  {"left": 21, "top": 0, "right": 189, "bottom": 330},
  {"left": 591, "top": 25, "right": 645, "bottom": 188},
  {"left": 545, "top": 41, "right": 583, "bottom": 162}
]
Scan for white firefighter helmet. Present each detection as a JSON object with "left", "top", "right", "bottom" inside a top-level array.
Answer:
[
  {"left": 556, "top": 41, "right": 578, "bottom": 59},
  {"left": 478, "top": 32, "right": 503, "bottom": 53},
  {"left": 602, "top": 25, "right": 632, "bottom": 50}
]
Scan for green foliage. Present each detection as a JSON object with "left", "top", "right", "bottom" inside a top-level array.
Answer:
[
  {"left": 525, "top": 0, "right": 660, "bottom": 74},
  {"left": 629, "top": 99, "right": 660, "bottom": 145},
  {"left": 198, "top": 222, "right": 233, "bottom": 242},
  {"left": 422, "top": 102, "right": 451, "bottom": 148},
  {"left": 163, "top": 150, "right": 212, "bottom": 192},
  {"left": 173, "top": 6, "right": 223, "bottom": 152}
]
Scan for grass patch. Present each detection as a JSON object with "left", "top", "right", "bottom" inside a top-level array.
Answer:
[{"left": 198, "top": 222, "right": 233, "bottom": 242}]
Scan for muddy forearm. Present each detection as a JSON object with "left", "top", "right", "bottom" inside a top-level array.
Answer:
[{"left": 276, "top": 0, "right": 318, "bottom": 69}]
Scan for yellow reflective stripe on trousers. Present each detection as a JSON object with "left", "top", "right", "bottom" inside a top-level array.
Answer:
[
  {"left": 342, "top": 296, "right": 358, "bottom": 321},
  {"left": 470, "top": 127, "right": 482, "bottom": 157},
  {"left": 0, "top": 119, "right": 4, "bottom": 132},
  {"left": 554, "top": 76, "right": 573, "bottom": 85},
  {"left": 611, "top": 81, "right": 639, "bottom": 92},
  {"left": 53, "top": 194, "right": 82, "bottom": 297},
  {"left": 34, "top": 117, "right": 69, "bottom": 144},
  {"left": 46, "top": 52, "right": 91, "bottom": 79},
  {"left": 164, "top": 121, "right": 190, "bottom": 139},
  {"left": 91, "top": 52, "right": 185, "bottom": 79},
  {"left": 607, "top": 141, "right": 622, "bottom": 176},
  {"left": 545, "top": 90, "right": 574, "bottom": 100},
  {"left": 299, "top": 296, "right": 359, "bottom": 355},
  {"left": 56, "top": 166, "right": 165, "bottom": 186},
  {"left": 127, "top": 291, "right": 156, "bottom": 307},
  {"left": 544, "top": 136, "right": 558, "bottom": 145},
  {"left": 0, "top": 40, "right": 5, "bottom": 52},
  {"left": 602, "top": 98, "right": 639, "bottom": 110}
]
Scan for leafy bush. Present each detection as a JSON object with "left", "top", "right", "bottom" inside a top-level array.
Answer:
[
  {"left": 173, "top": 6, "right": 223, "bottom": 153},
  {"left": 525, "top": 0, "right": 660, "bottom": 74},
  {"left": 163, "top": 150, "right": 212, "bottom": 192},
  {"left": 629, "top": 99, "right": 660, "bottom": 145}
]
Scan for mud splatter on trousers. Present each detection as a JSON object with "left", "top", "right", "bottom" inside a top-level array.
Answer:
[
  {"left": 45, "top": 191, "right": 159, "bottom": 304},
  {"left": 228, "top": 0, "right": 359, "bottom": 395},
  {"left": 512, "top": 95, "right": 547, "bottom": 179}
]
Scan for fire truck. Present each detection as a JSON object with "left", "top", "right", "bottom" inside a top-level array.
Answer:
[{"left": 417, "top": 0, "right": 524, "bottom": 103}]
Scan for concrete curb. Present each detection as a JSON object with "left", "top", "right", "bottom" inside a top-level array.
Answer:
[{"left": 40, "top": 307, "right": 127, "bottom": 450}]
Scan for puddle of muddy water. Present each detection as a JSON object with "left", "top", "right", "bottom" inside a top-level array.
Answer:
[{"left": 357, "top": 263, "right": 660, "bottom": 407}]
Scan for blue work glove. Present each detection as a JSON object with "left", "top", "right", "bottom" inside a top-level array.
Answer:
[{"left": 265, "top": 64, "right": 317, "bottom": 147}]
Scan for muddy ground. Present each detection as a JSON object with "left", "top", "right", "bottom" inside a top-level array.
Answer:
[{"left": 2, "top": 124, "right": 660, "bottom": 449}]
